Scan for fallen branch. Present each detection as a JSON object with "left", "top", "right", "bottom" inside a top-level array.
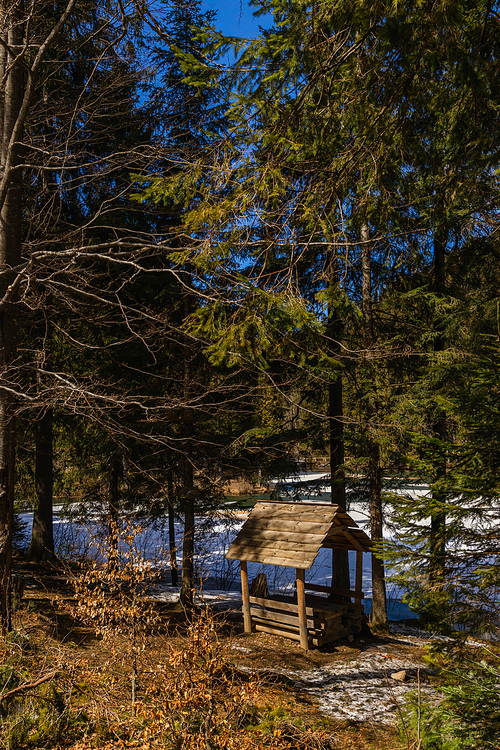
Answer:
[{"left": 0, "top": 671, "right": 58, "bottom": 707}]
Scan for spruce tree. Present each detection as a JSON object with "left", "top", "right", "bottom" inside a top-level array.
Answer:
[{"left": 150, "top": 0, "right": 500, "bottom": 630}]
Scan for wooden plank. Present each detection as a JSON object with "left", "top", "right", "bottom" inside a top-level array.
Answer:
[
  {"left": 322, "top": 527, "right": 346, "bottom": 537},
  {"left": 241, "top": 519, "right": 332, "bottom": 534},
  {"left": 296, "top": 569, "right": 309, "bottom": 651},
  {"left": 327, "top": 511, "right": 358, "bottom": 528},
  {"left": 322, "top": 540, "right": 362, "bottom": 551},
  {"left": 227, "top": 547, "right": 317, "bottom": 566},
  {"left": 305, "top": 582, "right": 364, "bottom": 598},
  {"left": 348, "top": 528, "right": 373, "bottom": 546},
  {"left": 249, "top": 595, "right": 314, "bottom": 616},
  {"left": 240, "top": 561, "right": 252, "bottom": 634},
  {"left": 311, "top": 626, "right": 356, "bottom": 647},
  {"left": 341, "top": 527, "right": 366, "bottom": 553},
  {"left": 314, "top": 610, "right": 343, "bottom": 624},
  {"left": 228, "top": 537, "right": 321, "bottom": 553},
  {"left": 228, "top": 547, "right": 322, "bottom": 563},
  {"left": 227, "top": 545, "right": 322, "bottom": 561},
  {"left": 254, "top": 501, "right": 345, "bottom": 515},
  {"left": 324, "top": 526, "right": 372, "bottom": 545},
  {"left": 254, "top": 623, "right": 302, "bottom": 641},
  {"left": 251, "top": 502, "right": 361, "bottom": 530},
  {"left": 227, "top": 543, "right": 318, "bottom": 563},
  {"left": 251, "top": 615, "right": 298, "bottom": 632},
  {"left": 226, "top": 548, "right": 317, "bottom": 568},
  {"left": 227, "top": 544, "right": 318, "bottom": 561},
  {"left": 304, "top": 593, "right": 364, "bottom": 613},
  {"left": 249, "top": 607, "right": 316, "bottom": 629},
  {"left": 251, "top": 500, "right": 340, "bottom": 514},
  {"left": 230, "top": 528, "right": 328, "bottom": 544},
  {"left": 324, "top": 528, "right": 370, "bottom": 542},
  {"left": 252, "top": 621, "right": 333, "bottom": 639},
  {"left": 254, "top": 623, "right": 356, "bottom": 648},
  {"left": 322, "top": 531, "right": 372, "bottom": 551},
  {"left": 248, "top": 507, "right": 337, "bottom": 522}
]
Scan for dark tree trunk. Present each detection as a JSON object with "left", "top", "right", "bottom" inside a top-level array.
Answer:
[
  {"left": 361, "top": 222, "right": 387, "bottom": 629},
  {"left": 180, "top": 294, "right": 195, "bottom": 611},
  {"left": 361, "top": 224, "right": 374, "bottom": 345},
  {"left": 368, "top": 438, "right": 387, "bottom": 627},
  {"left": 329, "top": 378, "right": 350, "bottom": 592},
  {"left": 327, "top": 252, "right": 350, "bottom": 594},
  {"left": 180, "top": 479, "right": 195, "bottom": 611},
  {"left": 167, "top": 466, "right": 178, "bottom": 587},
  {"left": 429, "top": 229, "right": 448, "bottom": 590},
  {"left": 28, "top": 408, "right": 56, "bottom": 563},
  {"left": 179, "top": 423, "right": 195, "bottom": 609},
  {"left": 0, "top": 8, "right": 23, "bottom": 631},
  {"left": 108, "top": 451, "right": 122, "bottom": 573}
]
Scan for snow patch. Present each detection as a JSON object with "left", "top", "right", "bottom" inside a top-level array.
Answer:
[{"left": 288, "top": 645, "right": 436, "bottom": 725}]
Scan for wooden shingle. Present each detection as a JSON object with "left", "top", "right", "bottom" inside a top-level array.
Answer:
[{"left": 226, "top": 500, "right": 372, "bottom": 568}]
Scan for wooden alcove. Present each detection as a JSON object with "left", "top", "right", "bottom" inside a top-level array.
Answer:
[{"left": 225, "top": 500, "right": 372, "bottom": 650}]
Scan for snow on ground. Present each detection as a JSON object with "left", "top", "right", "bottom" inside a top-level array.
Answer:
[{"left": 288, "top": 638, "right": 436, "bottom": 725}]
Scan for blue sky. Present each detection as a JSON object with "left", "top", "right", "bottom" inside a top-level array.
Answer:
[{"left": 204, "top": 0, "right": 272, "bottom": 38}]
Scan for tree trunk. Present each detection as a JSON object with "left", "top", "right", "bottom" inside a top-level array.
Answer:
[
  {"left": 368, "top": 438, "right": 387, "bottom": 627},
  {"left": 327, "top": 252, "right": 350, "bottom": 594},
  {"left": 180, "top": 480, "right": 195, "bottom": 611},
  {"left": 180, "top": 295, "right": 195, "bottom": 611},
  {"left": 28, "top": 408, "right": 56, "bottom": 563},
  {"left": 361, "top": 222, "right": 387, "bottom": 629},
  {"left": 108, "top": 451, "right": 122, "bottom": 573},
  {"left": 0, "top": 7, "right": 23, "bottom": 631},
  {"left": 167, "top": 466, "right": 178, "bottom": 587},
  {"left": 329, "top": 378, "right": 350, "bottom": 592},
  {"left": 429, "top": 229, "right": 448, "bottom": 592}
]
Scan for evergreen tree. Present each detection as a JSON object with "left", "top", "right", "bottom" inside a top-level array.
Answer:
[{"left": 144, "top": 0, "right": 500, "bottom": 631}]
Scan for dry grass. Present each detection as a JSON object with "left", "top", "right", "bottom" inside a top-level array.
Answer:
[{"left": 0, "top": 572, "right": 404, "bottom": 750}]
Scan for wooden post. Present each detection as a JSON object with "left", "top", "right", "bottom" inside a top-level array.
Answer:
[
  {"left": 355, "top": 550, "right": 363, "bottom": 605},
  {"left": 296, "top": 568, "right": 309, "bottom": 650},
  {"left": 240, "top": 560, "right": 252, "bottom": 634}
]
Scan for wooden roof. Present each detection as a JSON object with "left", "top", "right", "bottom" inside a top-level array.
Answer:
[{"left": 225, "top": 500, "right": 372, "bottom": 569}]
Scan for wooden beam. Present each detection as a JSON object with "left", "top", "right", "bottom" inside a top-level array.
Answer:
[
  {"left": 305, "top": 593, "right": 364, "bottom": 613},
  {"left": 296, "top": 568, "right": 309, "bottom": 651},
  {"left": 255, "top": 501, "right": 337, "bottom": 513},
  {"left": 249, "top": 595, "right": 314, "bottom": 615},
  {"left": 240, "top": 561, "right": 252, "bottom": 634},
  {"left": 341, "top": 527, "right": 366, "bottom": 552},
  {"left": 227, "top": 549, "right": 318, "bottom": 568},
  {"left": 248, "top": 507, "right": 337, "bottom": 522},
  {"left": 249, "top": 607, "right": 317, "bottom": 629},
  {"left": 305, "top": 582, "right": 364, "bottom": 599},
  {"left": 227, "top": 537, "right": 320, "bottom": 552},
  {"left": 241, "top": 519, "right": 332, "bottom": 534},
  {"left": 254, "top": 623, "right": 302, "bottom": 641}
]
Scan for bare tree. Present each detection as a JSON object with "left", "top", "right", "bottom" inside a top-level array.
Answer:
[{"left": 0, "top": 0, "right": 153, "bottom": 626}]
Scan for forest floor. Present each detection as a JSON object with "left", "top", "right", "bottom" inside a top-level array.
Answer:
[{"left": 2, "top": 564, "right": 449, "bottom": 750}]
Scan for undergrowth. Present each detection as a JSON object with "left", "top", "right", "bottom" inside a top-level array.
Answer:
[
  {"left": 0, "top": 596, "right": 342, "bottom": 750},
  {"left": 401, "top": 647, "right": 500, "bottom": 750}
]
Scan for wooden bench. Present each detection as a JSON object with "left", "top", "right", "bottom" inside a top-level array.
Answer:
[{"left": 247, "top": 585, "right": 364, "bottom": 647}]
